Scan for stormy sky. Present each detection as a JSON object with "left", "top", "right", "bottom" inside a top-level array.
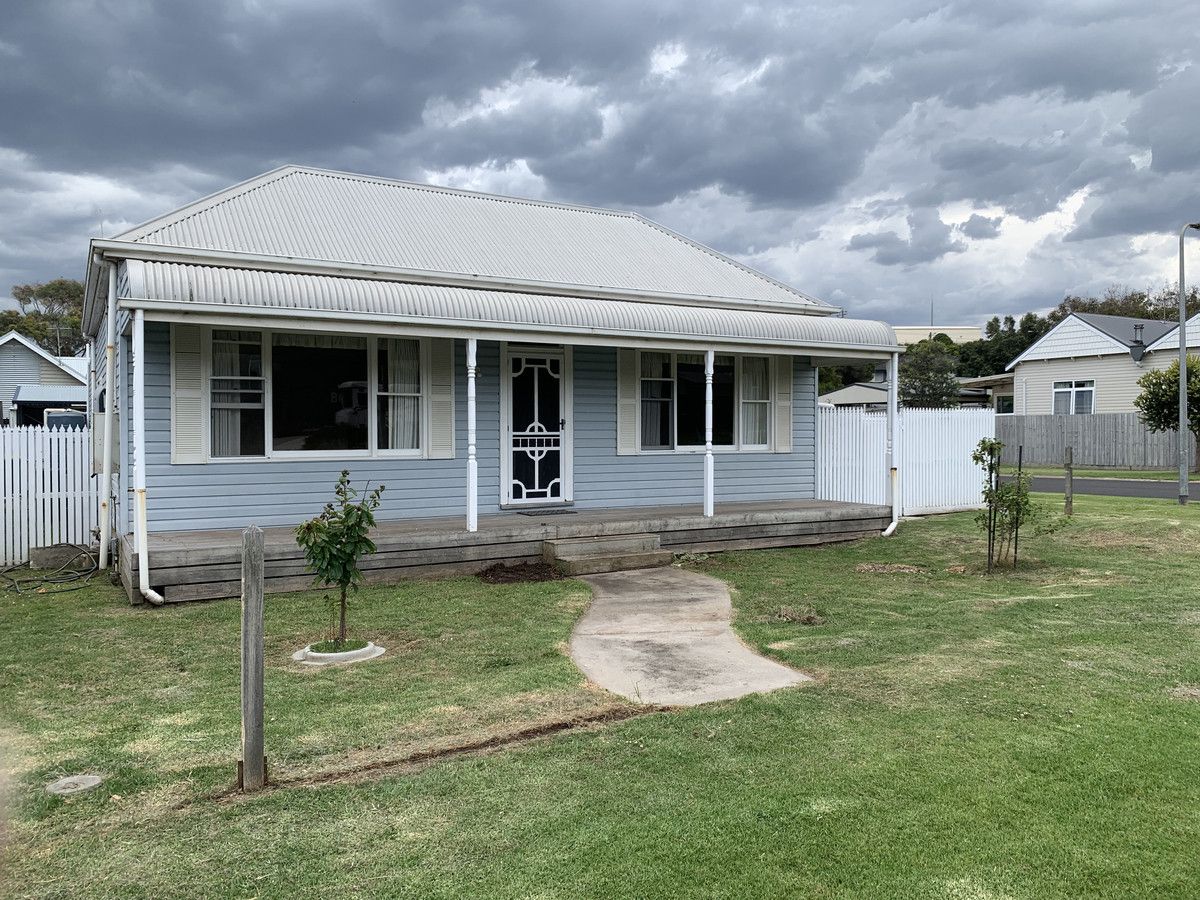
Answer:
[{"left": 1, "top": 0, "right": 1198, "bottom": 326}]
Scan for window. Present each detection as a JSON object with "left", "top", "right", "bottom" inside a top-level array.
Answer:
[
  {"left": 272, "top": 333, "right": 369, "bottom": 452},
  {"left": 206, "top": 330, "right": 426, "bottom": 459},
  {"left": 995, "top": 394, "right": 1014, "bottom": 415},
  {"left": 1052, "top": 380, "right": 1094, "bottom": 415},
  {"left": 740, "top": 356, "right": 771, "bottom": 447},
  {"left": 377, "top": 338, "right": 422, "bottom": 451},
  {"left": 210, "top": 330, "right": 265, "bottom": 457},
  {"left": 638, "top": 351, "right": 768, "bottom": 451}
]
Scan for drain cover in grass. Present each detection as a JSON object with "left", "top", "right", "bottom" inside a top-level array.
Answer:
[{"left": 46, "top": 774, "right": 103, "bottom": 795}]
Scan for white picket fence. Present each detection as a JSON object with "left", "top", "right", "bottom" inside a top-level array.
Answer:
[
  {"left": 817, "top": 406, "right": 995, "bottom": 515},
  {"left": 1, "top": 427, "right": 100, "bottom": 566}
]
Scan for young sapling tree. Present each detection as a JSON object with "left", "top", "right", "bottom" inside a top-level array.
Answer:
[{"left": 295, "top": 470, "right": 385, "bottom": 650}]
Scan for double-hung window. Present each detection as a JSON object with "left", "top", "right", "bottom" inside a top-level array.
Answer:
[
  {"left": 207, "top": 330, "right": 424, "bottom": 459},
  {"left": 638, "top": 351, "right": 770, "bottom": 451},
  {"left": 1052, "top": 380, "right": 1094, "bottom": 415},
  {"left": 210, "top": 330, "right": 265, "bottom": 457}
]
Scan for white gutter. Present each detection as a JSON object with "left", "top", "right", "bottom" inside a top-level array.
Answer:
[
  {"left": 90, "top": 240, "right": 835, "bottom": 317},
  {"left": 882, "top": 351, "right": 901, "bottom": 536},
  {"left": 115, "top": 298, "right": 901, "bottom": 358},
  {"left": 97, "top": 264, "right": 117, "bottom": 570},
  {"left": 131, "top": 308, "right": 164, "bottom": 605}
]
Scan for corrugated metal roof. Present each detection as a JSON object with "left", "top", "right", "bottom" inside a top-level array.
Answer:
[
  {"left": 114, "top": 166, "right": 826, "bottom": 309},
  {"left": 1074, "top": 313, "right": 1174, "bottom": 349},
  {"left": 11, "top": 384, "right": 87, "bottom": 404},
  {"left": 132, "top": 261, "right": 897, "bottom": 352}
]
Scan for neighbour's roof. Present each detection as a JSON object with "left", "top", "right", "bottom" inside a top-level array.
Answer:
[
  {"left": 11, "top": 385, "right": 87, "bottom": 404},
  {"left": 0, "top": 331, "right": 88, "bottom": 383},
  {"left": 111, "top": 165, "right": 828, "bottom": 310},
  {"left": 1073, "top": 313, "right": 1174, "bottom": 349},
  {"left": 122, "top": 260, "right": 897, "bottom": 355}
]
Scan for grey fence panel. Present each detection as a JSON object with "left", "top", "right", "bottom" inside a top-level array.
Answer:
[{"left": 996, "top": 413, "right": 1196, "bottom": 468}]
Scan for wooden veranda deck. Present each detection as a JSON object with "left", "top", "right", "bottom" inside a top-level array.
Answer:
[{"left": 118, "top": 499, "right": 892, "bottom": 603}]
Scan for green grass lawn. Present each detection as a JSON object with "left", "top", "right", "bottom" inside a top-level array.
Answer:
[
  {"left": 3, "top": 495, "right": 1199, "bottom": 898},
  {"left": 1005, "top": 465, "right": 1189, "bottom": 481}
]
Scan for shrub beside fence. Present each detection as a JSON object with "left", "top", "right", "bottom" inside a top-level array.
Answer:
[
  {"left": 817, "top": 406, "right": 995, "bottom": 515},
  {"left": 995, "top": 413, "right": 1195, "bottom": 468},
  {"left": 1, "top": 426, "right": 99, "bottom": 566}
]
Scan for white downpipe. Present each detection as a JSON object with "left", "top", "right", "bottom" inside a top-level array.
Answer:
[
  {"left": 466, "top": 338, "right": 478, "bottom": 532},
  {"left": 883, "top": 350, "right": 901, "bottom": 536},
  {"left": 132, "top": 309, "right": 164, "bottom": 604},
  {"left": 98, "top": 264, "right": 117, "bottom": 569},
  {"left": 703, "top": 349, "right": 715, "bottom": 517}
]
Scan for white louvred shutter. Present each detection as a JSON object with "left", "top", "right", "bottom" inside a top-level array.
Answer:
[
  {"left": 427, "top": 338, "right": 456, "bottom": 459},
  {"left": 772, "top": 355, "right": 793, "bottom": 453},
  {"left": 616, "top": 348, "right": 638, "bottom": 455},
  {"left": 171, "top": 324, "right": 205, "bottom": 464}
]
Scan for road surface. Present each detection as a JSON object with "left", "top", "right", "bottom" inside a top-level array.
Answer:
[{"left": 1023, "top": 476, "right": 1200, "bottom": 500}]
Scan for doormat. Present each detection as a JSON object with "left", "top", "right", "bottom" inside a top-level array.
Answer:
[{"left": 518, "top": 508, "right": 578, "bottom": 516}]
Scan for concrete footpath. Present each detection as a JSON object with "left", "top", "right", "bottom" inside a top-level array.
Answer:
[{"left": 571, "top": 567, "right": 809, "bottom": 706}]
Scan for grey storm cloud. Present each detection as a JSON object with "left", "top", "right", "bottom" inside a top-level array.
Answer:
[
  {"left": 957, "top": 214, "right": 1003, "bottom": 240},
  {"left": 1, "top": 0, "right": 1199, "bottom": 324},
  {"left": 847, "top": 208, "right": 967, "bottom": 267}
]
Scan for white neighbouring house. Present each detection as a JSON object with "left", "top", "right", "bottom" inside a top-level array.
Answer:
[
  {"left": 1003, "top": 312, "right": 1200, "bottom": 416},
  {"left": 0, "top": 331, "right": 88, "bottom": 426}
]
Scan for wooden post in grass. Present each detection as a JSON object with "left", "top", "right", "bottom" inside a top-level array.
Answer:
[
  {"left": 1064, "top": 446, "right": 1074, "bottom": 517},
  {"left": 239, "top": 525, "right": 266, "bottom": 791}
]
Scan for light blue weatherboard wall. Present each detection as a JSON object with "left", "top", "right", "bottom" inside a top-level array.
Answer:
[{"left": 136, "top": 324, "right": 817, "bottom": 533}]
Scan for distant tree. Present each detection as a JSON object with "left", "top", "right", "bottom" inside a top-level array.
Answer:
[
  {"left": 7, "top": 278, "right": 86, "bottom": 355},
  {"left": 1135, "top": 356, "right": 1200, "bottom": 470},
  {"left": 956, "top": 312, "right": 1051, "bottom": 378},
  {"left": 899, "top": 339, "right": 960, "bottom": 407},
  {"left": 818, "top": 362, "right": 876, "bottom": 396}
]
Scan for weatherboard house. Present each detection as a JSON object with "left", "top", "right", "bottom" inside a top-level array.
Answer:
[{"left": 82, "top": 166, "right": 900, "bottom": 602}]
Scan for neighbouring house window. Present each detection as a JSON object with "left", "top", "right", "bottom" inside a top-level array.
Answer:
[
  {"left": 638, "top": 351, "right": 762, "bottom": 450},
  {"left": 1052, "top": 380, "right": 1094, "bottom": 415},
  {"left": 210, "top": 330, "right": 265, "bottom": 457},
  {"left": 740, "top": 356, "right": 771, "bottom": 447},
  {"left": 272, "top": 333, "right": 369, "bottom": 452},
  {"left": 995, "top": 394, "right": 1014, "bottom": 415},
  {"left": 377, "top": 338, "right": 421, "bottom": 451}
]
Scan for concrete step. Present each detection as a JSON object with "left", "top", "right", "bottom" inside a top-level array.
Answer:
[
  {"left": 553, "top": 549, "right": 675, "bottom": 576},
  {"left": 543, "top": 532, "right": 661, "bottom": 562}
]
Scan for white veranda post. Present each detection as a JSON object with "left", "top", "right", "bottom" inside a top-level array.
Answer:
[
  {"left": 704, "top": 349, "right": 714, "bottom": 517},
  {"left": 98, "top": 263, "right": 117, "bottom": 569},
  {"left": 466, "top": 338, "right": 478, "bottom": 532}
]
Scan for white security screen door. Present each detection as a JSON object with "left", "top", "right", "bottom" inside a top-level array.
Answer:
[{"left": 503, "top": 348, "right": 572, "bottom": 505}]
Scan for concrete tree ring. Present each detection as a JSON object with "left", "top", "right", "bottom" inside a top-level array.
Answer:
[
  {"left": 291, "top": 642, "right": 386, "bottom": 666},
  {"left": 46, "top": 774, "right": 103, "bottom": 795}
]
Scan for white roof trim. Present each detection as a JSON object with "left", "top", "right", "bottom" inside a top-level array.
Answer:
[
  {"left": 0, "top": 331, "right": 87, "bottom": 383},
  {"left": 1006, "top": 313, "right": 1128, "bottom": 370}
]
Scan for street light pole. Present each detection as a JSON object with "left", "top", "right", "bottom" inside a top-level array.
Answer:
[{"left": 1178, "top": 223, "right": 1200, "bottom": 505}]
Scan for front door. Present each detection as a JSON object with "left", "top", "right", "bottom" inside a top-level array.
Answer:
[{"left": 503, "top": 347, "right": 572, "bottom": 505}]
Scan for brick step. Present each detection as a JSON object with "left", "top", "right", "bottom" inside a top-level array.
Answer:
[
  {"left": 553, "top": 549, "right": 675, "bottom": 576},
  {"left": 543, "top": 532, "right": 661, "bottom": 561}
]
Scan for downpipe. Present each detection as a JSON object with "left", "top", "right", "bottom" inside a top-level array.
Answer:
[
  {"left": 882, "top": 466, "right": 900, "bottom": 536},
  {"left": 135, "top": 488, "right": 164, "bottom": 605},
  {"left": 131, "top": 307, "right": 164, "bottom": 605}
]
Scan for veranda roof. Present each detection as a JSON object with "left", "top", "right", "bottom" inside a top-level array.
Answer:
[{"left": 119, "top": 259, "right": 899, "bottom": 357}]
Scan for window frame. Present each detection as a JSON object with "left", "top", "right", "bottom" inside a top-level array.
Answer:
[
  {"left": 635, "top": 350, "right": 773, "bottom": 454},
  {"left": 994, "top": 393, "right": 1015, "bottom": 415},
  {"left": 202, "top": 327, "right": 429, "bottom": 461},
  {"left": 1051, "top": 379, "right": 1095, "bottom": 416}
]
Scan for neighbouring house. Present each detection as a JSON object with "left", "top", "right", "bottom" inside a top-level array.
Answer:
[
  {"left": 819, "top": 377, "right": 989, "bottom": 410},
  {"left": 0, "top": 331, "right": 88, "bottom": 426},
  {"left": 1005, "top": 312, "right": 1197, "bottom": 415},
  {"left": 81, "top": 165, "right": 901, "bottom": 602},
  {"left": 959, "top": 372, "right": 1016, "bottom": 415}
]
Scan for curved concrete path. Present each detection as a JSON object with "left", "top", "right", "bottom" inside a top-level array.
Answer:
[{"left": 571, "top": 567, "right": 810, "bottom": 706}]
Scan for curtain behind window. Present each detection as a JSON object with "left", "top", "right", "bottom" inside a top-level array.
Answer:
[{"left": 379, "top": 339, "right": 420, "bottom": 450}]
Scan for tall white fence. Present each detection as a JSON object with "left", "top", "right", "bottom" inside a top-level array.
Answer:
[
  {"left": 817, "top": 407, "right": 995, "bottom": 515},
  {"left": 1, "top": 427, "right": 99, "bottom": 566}
]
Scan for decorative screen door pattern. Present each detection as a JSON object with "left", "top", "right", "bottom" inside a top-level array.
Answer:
[{"left": 509, "top": 353, "right": 564, "bottom": 503}]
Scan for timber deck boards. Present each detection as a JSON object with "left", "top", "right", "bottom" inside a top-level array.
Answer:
[{"left": 118, "top": 500, "right": 892, "bottom": 603}]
